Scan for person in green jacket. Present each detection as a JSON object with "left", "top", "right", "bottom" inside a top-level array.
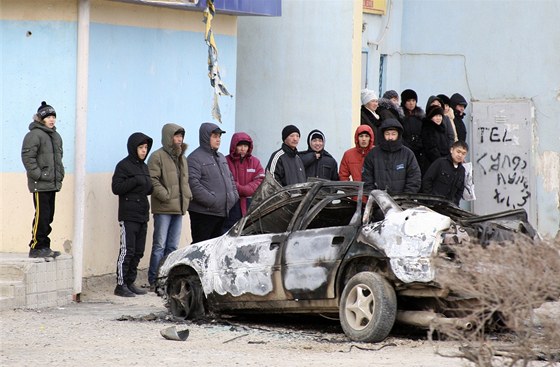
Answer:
[
  {"left": 147, "top": 123, "right": 192, "bottom": 290},
  {"left": 21, "top": 101, "right": 64, "bottom": 259}
]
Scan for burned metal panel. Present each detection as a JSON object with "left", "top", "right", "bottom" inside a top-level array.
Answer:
[
  {"left": 358, "top": 207, "right": 452, "bottom": 283},
  {"left": 472, "top": 100, "right": 536, "bottom": 224},
  {"left": 159, "top": 233, "right": 280, "bottom": 297},
  {"left": 283, "top": 226, "right": 356, "bottom": 299}
]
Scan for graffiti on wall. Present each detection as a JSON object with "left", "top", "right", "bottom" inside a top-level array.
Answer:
[{"left": 472, "top": 102, "right": 533, "bottom": 214}]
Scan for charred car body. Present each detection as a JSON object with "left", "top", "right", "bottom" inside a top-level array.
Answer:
[{"left": 156, "top": 175, "right": 537, "bottom": 342}]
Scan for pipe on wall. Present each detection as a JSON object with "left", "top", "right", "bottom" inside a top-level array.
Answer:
[{"left": 73, "top": 0, "right": 90, "bottom": 297}]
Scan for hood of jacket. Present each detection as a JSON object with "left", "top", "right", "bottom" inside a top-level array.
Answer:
[
  {"left": 161, "top": 123, "right": 187, "bottom": 156},
  {"left": 354, "top": 124, "right": 374, "bottom": 150},
  {"left": 377, "top": 98, "right": 405, "bottom": 120},
  {"left": 425, "top": 95, "right": 444, "bottom": 112},
  {"left": 306, "top": 129, "right": 326, "bottom": 152},
  {"left": 198, "top": 122, "right": 223, "bottom": 153},
  {"left": 450, "top": 93, "right": 468, "bottom": 109},
  {"left": 378, "top": 118, "right": 404, "bottom": 152},
  {"left": 127, "top": 132, "right": 153, "bottom": 162},
  {"left": 229, "top": 131, "right": 254, "bottom": 159},
  {"left": 28, "top": 116, "right": 57, "bottom": 134}
]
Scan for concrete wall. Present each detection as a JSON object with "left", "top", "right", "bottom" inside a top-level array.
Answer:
[
  {"left": 362, "top": 0, "right": 559, "bottom": 237},
  {"left": 1, "top": 0, "right": 238, "bottom": 275},
  {"left": 235, "top": 0, "right": 363, "bottom": 164}
]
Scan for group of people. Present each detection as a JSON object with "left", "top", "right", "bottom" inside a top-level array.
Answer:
[
  {"left": 359, "top": 88, "right": 470, "bottom": 204},
  {"left": 21, "top": 94, "right": 471, "bottom": 298}
]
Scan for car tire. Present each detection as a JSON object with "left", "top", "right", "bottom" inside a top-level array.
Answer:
[
  {"left": 339, "top": 271, "right": 397, "bottom": 342},
  {"left": 168, "top": 274, "right": 205, "bottom": 319}
]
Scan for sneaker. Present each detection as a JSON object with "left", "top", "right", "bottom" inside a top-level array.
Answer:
[
  {"left": 114, "top": 284, "right": 136, "bottom": 297},
  {"left": 29, "top": 247, "right": 61, "bottom": 259},
  {"left": 127, "top": 283, "right": 147, "bottom": 295}
]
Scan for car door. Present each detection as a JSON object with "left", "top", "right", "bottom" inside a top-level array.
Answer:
[
  {"left": 214, "top": 186, "right": 311, "bottom": 302},
  {"left": 282, "top": 184, "right": 363, "bottom": 300}
]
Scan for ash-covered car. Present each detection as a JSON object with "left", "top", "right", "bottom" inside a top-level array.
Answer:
[{"left": 156, "top": 174, "right": 537, "bottom": 342}]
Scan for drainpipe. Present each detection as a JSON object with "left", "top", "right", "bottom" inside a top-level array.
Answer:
[{"left": 73, "top": 0, "right": 90, "bottom": 300}]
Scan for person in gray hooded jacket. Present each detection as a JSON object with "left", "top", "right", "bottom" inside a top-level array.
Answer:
[
  {"left": 21, "top": 101, "right": 64, "bottom": 259},
  {"left": 187, "top": 122, "right": 238, "bottom": 243}
]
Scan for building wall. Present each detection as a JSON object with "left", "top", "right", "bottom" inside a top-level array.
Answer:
[
  {"left": 235, "top": 0, "right": 363, "bottom": 163},
  {"left": 1, "top": 0, "right": 238, "bottom": 276}
]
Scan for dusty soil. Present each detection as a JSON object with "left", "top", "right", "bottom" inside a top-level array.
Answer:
[{"left": 0, "top": 273, "right": 555, "bottom": 367}]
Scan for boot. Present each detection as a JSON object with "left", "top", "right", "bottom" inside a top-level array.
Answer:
[
  {"left": 114, "top": 284, "right": 136, "bottom": 297},
  {"left": 127, "top": 283, "right": 147, "bottom": 295}
]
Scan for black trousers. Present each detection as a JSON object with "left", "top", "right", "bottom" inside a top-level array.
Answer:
[
  {"left": 188, "top": 211, "right": 225, "bottom": 244},
  {"left": 116, "top": 221, "right": 147, "bottom": 286},
  {"left": 29, "top": 191, "right": 56, "bottom": 250}
]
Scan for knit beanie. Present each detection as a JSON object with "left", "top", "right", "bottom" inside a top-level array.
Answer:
[
  {"left": 427, "top": 105, "right": 444, "bottom": 120},
  {"left": 37, "top": 101, "right": 56, "bottom": 120},
  {"left": 282, "top": 125, "right": 300, "bottom": 141},
  {"left": 382, "top": 90, "right": 399, "bottom": 100},
  {"left": 361, "top": 89, "right": 378, "bottom": 105},
  {"left": 400, "top": 89, "right": 418, "bottom": 102}
]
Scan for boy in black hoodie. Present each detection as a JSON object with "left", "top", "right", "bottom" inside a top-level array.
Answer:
[{"left": 111, "top": 132, "right": 153, "bottom": 297}]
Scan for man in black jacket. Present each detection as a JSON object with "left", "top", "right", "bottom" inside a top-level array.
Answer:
[
  {"left": 450, "top": 93, "right": 469, "bottom": 142},
  {"left": 363, "top": 119, "right": 421, "bottom": 194},
  {"left": 111, "top": 132, "right": 153, "bottom": 297},
  {"left": 422, "top": 141, "right": 468, "bottom": 205},
  {"left": 300, "top": 129, "right": 339, "bottom": 181},
  {"left": 266, "top": 125, "right": 306, "bottom": 186}
]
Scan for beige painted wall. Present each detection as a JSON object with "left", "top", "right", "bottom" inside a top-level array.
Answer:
[{"left": 1, "top": 172, "right": 192, "bottom": 277}]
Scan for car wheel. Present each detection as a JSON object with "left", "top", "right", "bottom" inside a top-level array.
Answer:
[
  {"left": 339, "top": 271, "right": 397, "bottom": 342},
  {"left": 168, "top": 274, "right": 205, "bottom": 319}
]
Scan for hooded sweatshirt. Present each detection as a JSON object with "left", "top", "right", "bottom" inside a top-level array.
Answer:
[
  {"left": 112, "top": 132, "right": 154, "bottom": 222},
  {"left": 450, "top": 93, "right": 468, "bottom": 142},
  {"left": 187, "top": 122, "right": 239, "bottom": 217},
  {"left": 148, "top": 123, "right": 192, "bottom": 215},
  {"left": 339, "top": 125, "right": 374, "bottom": 181},
  {"left": 21, "top": 114, "right": 65, "bottom": 193},
  {"left": 226, "top": 132, "right": 265, "bottom": 216},
  {"left": 362, "top": 119, "right": 421, "bottom": 194},
  {"left": 300, "top": 129, "right": 339, "bottom": 181}
]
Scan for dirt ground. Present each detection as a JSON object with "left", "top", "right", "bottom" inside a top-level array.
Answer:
[{"left": 0, "top": 272, "right": 556, "bottom": 367}]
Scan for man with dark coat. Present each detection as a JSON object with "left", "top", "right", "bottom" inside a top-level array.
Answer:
[
  {"left": 21, "top": 101, "right": 64, "bottom": 259},
  {"left": 187, "top": 122, "right": 239, "bottom": 243},
  {"left": 450, "top": 93, "right": 469, "bottom": 142},
  {"left": 111, "top": 132, "right": 153, "bottom": 297},
  {"left": 362, "top": 119, "right": 421, "bottom": 194},
  {"left": 400, "top": 88, "right": 425, "bottom": 168},
  {"left": 300, "top": 129, "right": 339, "bottom": 181},
  {"left": 422, "top": 141, "right": 468, "bottom": 205},
  {"left": 266, "top": 125, "right": 306, "bottom": 186}
]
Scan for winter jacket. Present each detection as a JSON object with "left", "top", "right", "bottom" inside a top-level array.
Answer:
[
  {"left": 363, "top": 119, "right": 421, "bottom": 194},
  {"left": 401, "top": 105, "right": 425, "bottom": 159},
  {"left": 187, "top": 122, "right": 239, "bottom": 217},
  {"left": 425, "top": 95, "right": 455, "bottom": 147},
  {"left": 226, "top": 132, "right": 265, "bottom": 216},
  {"left": 339, "top": 125, "right": 374, "bottom": 182},
  {"left": 420, "top": 117, "right": 450, "bottom": 174},
  {"left": 300, "top": 129, "right": 339, "bottom": 181},
  {"left": 266, "top": 143, "right": 306, "bottom": 186},
  {"left": 450, "top": 93, "right": 468, "bottom": 142},
  {"left": 148, "top": 123, "right": 193, "bottom": 215},
  {"left": 21, "top": 115, "right": 64, "bottom": 193},
  {"left": 360, "top": 105, "right": 380, "bottom": 140},
  {"left": 111, "top": 132, "right": 154, "bottom": 223},
  {"left": 372, "top": 98, "right": 404, "bottom": 140},
  {"left": 422, "top": 155, "right": 465, "bottom": 205}
]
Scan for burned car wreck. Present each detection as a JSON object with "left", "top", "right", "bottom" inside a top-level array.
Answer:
[{"left": 156, "top": 175, "right": 537, "bottom": 342}]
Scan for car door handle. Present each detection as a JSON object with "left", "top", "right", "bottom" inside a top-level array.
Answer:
[
  {"left": 270, "top": 242, "right": 280, "bottom": 250},
  {"left": 332, "top": 236, "right": 344, "bottom": 245}
]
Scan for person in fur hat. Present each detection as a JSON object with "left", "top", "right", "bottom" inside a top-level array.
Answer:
[{"left": 21, "top": 101, "right": 64, "bottom": 259}]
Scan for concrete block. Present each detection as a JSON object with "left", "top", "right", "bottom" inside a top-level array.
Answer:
[{"left": 0, "top": 296, "right": 15, "bottom": 310}]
